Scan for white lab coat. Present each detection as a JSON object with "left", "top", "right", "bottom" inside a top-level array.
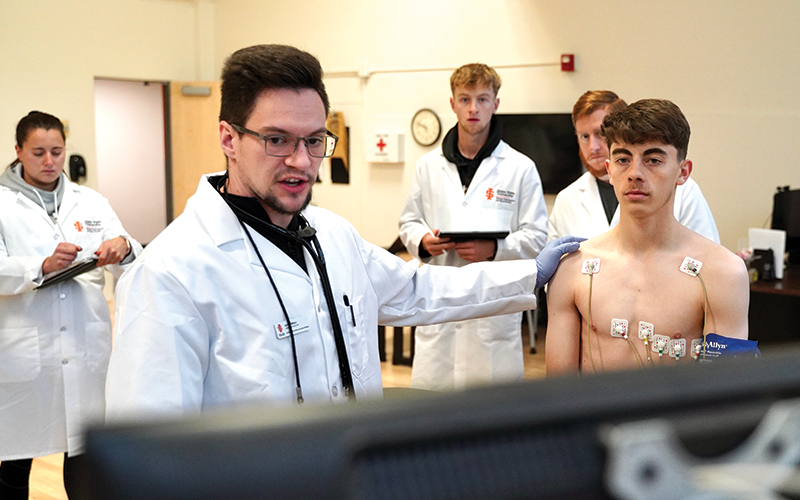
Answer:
[
  {"left": 0, "top": 175, "right": 141, "bottom": 460},
  {"left": 398, "top": 141, "right": 548, "bottom": 391},
  {"left": 105, "top": 174, "right": 540, "bottom": 420},
  {"left": 548, "top": 172, "right": 720, "bottom": 243}
]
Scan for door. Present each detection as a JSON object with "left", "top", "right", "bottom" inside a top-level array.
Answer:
[
  {"left": 94, "top": 79, "right": 168, "bottom": 245},
  {"left": 169, "top": 81, "right": 223, "bottom": 220}
]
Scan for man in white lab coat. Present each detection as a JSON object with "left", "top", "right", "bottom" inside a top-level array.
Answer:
[
  {"left": 398, "top": 64, "right": 548, "bottom": 391},
  {"left": 105, "top": 45, "right": 579, "bottom": 420},
  {"left": 548, "top": 90, "right": 719, "bottom": 243}
]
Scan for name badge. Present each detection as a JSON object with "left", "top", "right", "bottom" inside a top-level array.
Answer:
[{"left": 274, "top": 317, "right": 311, "bottom": 339}]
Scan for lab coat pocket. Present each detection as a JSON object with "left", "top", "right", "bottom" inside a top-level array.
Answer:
[
  {"left": 0, "top": 327, "right": 41, "bottom": 383},
  {"left": 84, "top": 321, "right": 112, "bottom": 375},
  {"left": 342, "top": 297, "right": 368, "bottom": 379}
]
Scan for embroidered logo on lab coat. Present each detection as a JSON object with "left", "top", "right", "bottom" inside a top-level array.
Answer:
[
  {"left": 485, "top": 189, "right": 516, "bottom": 205},
  {"left": 74, "top": 221, "right": 84, "bottom": 232},
  {"left": 85, "top": 220, "right": 103, "bottom": 233},
  {"left": 496, "top": 189, "right": 516, "bottom": 205},
  {"left": 482, "top": 188, "right": 516, "bottom": 212}
]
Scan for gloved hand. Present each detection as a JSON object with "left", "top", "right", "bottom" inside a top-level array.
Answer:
[{"left": 534, "top": 236, "right": 585, "bottom": 289}]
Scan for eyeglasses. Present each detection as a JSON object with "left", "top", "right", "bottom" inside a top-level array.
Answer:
[{"left": 230, "top": 123, "right": 338, "bottom": 158}]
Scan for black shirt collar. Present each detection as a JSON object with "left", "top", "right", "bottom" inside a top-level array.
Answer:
[
  {"left": 209, "top": 174, "right": 308, "bottom": 273},
  {"left": 442, "top": 115, "right": 503, "bottom": 191},
  {"left": 595, "top": 177, "right": 619, "bottom": 224}
]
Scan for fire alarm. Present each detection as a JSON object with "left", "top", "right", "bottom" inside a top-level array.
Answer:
[{"left": 561, "top": 54, "right": 575, "bottom": 72}]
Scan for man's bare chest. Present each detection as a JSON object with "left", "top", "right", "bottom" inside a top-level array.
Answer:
[{"left": 573, "top": 255, "right": 708, "bottom": 362}]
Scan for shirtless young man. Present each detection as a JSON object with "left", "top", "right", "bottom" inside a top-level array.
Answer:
[{"left": 545, "top": 99, "right": 749, "bottom": 375}]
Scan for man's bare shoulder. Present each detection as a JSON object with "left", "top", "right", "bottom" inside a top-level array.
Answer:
[
  {"left": 675, "top": 227, "right": 750, "bottom": 338},
  {"left": 578, "top": 230, "right": 615, "bottom": 250},
  {"left": 678, "top": 227, "right": 748, "bottom": 280},
  {"left": 562, "top": 231, "right": 617, "bottom": 263},
  {"left": 553, "top": 244, "right": 598, "bottom": 277},
  {"left": 548, "top": 244, "right": 591, "bottom": 297},
  {"left": 549, "top": 233, "right": 616, "bottom": 294}
]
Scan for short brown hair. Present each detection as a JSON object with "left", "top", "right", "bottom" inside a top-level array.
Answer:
[
  {"left": 449, "top": 63, "right": 501, "bottom": 96},
  {"left": 601, "top": 99, "right": 691, "bottom": 161},
  {"left": 219, "top": 44, "right": 330, "bottom": 128},
  {"left": 572, "top": 90, "right": 626, "bottom": 126}
]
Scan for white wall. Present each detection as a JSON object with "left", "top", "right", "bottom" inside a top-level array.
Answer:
[
  {"left": 213, "top": 0, "right": 800, "bottom": 250},
  {"left": 3, "top": 0, "right": 799, "bottom": 252},
  {"left": 0, "top": 0, "right": 200, "bottom": 191}
]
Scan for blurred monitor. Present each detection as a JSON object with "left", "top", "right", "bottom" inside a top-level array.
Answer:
[
  {"left": 80, "top": 349, "right": 800, "bottom": 500},
  {"left": 496, "top": 113, "right": 583, "bottom": 195},
  {"left": 772, "top": 187, "right": 800, "bottom": 264}
]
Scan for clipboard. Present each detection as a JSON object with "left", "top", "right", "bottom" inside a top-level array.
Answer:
[
  {"left": 438, "top": 231, "right": 509, "bottom": 243},
  {"left": 38, "top": 256, "right": 99, "bottom": 289}
]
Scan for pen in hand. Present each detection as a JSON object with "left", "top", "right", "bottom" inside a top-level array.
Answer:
[{"left": 42, "top": 242, "right": 83, "bottom": 275}]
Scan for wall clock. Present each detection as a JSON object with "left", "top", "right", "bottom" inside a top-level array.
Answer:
[{"left": 411, "top": 108, "right": 442, "bottom": 147}]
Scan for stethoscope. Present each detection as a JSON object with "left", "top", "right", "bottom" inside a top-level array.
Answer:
[{"left": 216, "top": 174, "right": 355, "bottom": 405}]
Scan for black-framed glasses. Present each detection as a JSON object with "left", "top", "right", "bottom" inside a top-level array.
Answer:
[{"left": 231, "top": 123, "right": 338, "bottom": 158}]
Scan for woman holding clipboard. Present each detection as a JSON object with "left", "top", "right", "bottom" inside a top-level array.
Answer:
[{"left": 0, "top": 111, "right": 141, "bottom": 498}]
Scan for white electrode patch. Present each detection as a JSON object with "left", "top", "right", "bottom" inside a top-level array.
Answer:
[
  {"left": 582, "top": 259, "right": 601, "bottom": 275},
  {"left": 691, "top": 338, "right": 704, "bottom": 359},
  {"left": 669, "top": 338, "right": 687, "bottom": 359},
  {"left": 680, "top": 256, "right": 703, "bottom": 276},
  {"left": 610, "top": 319, "right": 628, "bottom": 338},
  {"left": 638, "top": 322, "right": 654, "bottom": 342},
  {"left": 653, "top": 334, "right": 671, "bottom": 354}
]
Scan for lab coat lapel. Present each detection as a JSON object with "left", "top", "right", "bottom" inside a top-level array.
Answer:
[
  {"left": 190, "top": 174, "right": 311, "bottom": 282},
  {"left": 465, "top": 158, "right": 496, "bottom": 198},
  {"left": 14, "top": 192, "right": 52, "bottom": 225},
  {"left": 578, "top": 173, "right": 609, "bottom": 229},
  {"left": 249, "top": 233, "right": 312, "bottom": 284},
  {"left": 463, "top": 142, "right": 502, "bottom": 199},
  {"left": 57, "top": 182, "right": 80, "bottom": 222},
  {"left": 440, "top": 152, "right": 464, "bottom": 195}
]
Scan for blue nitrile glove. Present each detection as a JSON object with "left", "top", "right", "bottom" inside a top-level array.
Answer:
[{"left": 534, "top": 236, "right": 586, "bottom": 289}]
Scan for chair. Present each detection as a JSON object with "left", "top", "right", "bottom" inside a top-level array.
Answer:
[{"left": 377, "top": 325, "right": 416, "bottom": 366}]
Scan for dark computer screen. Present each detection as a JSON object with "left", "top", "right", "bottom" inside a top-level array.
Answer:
[
  {"left": 772, "top": 187, "right": 800, "bottom": 264},
  {"left": 81, "top": 348, "right": 800, "bottom": 500},
  {"left": 496, "top": 113, "right": 583, "bottom": 194}
]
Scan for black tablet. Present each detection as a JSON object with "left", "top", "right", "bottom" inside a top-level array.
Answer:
[
  {"left": 437, "top": 231, "right": 509, "bottom": 242},
  {"left": 38, "top": 256, "right": 100, "bottom": 289}
]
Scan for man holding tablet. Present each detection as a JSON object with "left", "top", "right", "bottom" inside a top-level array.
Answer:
[{"left": 398, "top": 63, "right": 548, "bottom": 391}]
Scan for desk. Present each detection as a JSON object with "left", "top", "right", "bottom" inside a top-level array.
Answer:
[{"left": 749, "top": 266, "right": 800, "bottom": 344}]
